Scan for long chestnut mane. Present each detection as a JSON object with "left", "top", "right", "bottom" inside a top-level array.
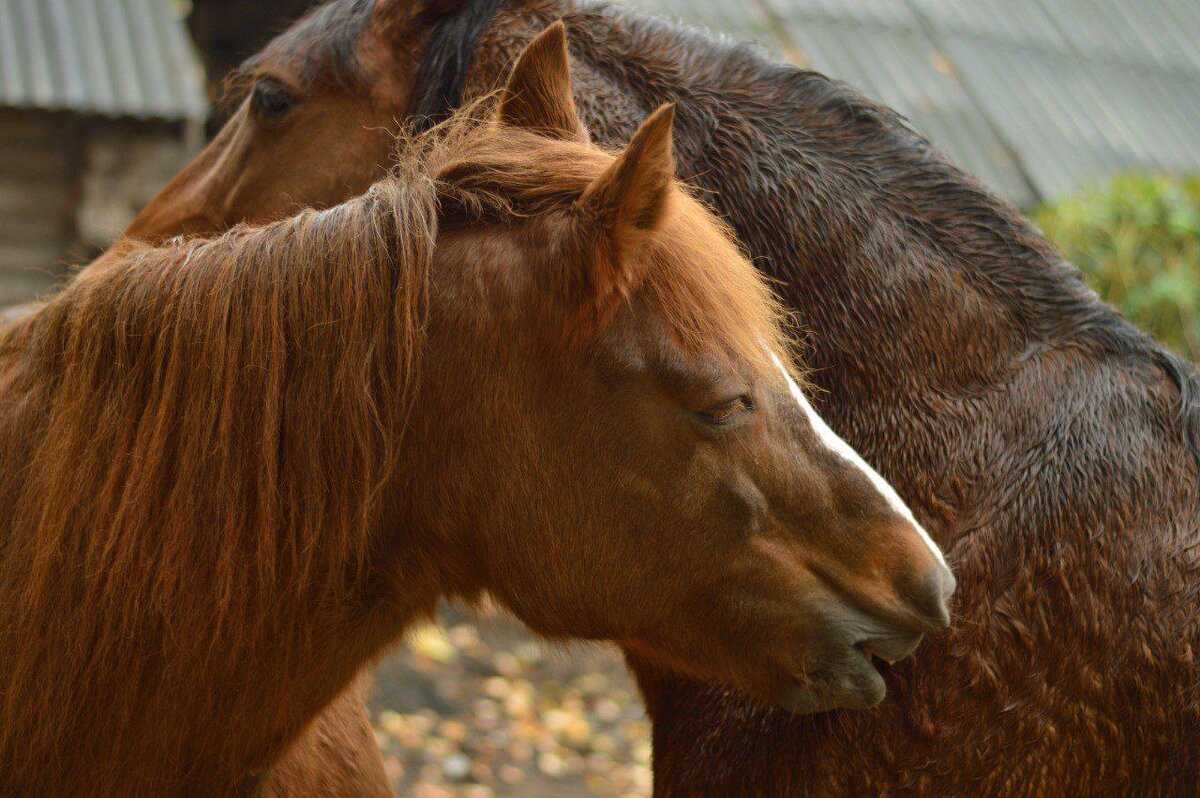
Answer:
[
  {"left": 0, "top": 101, "right": 788, "bottom": 792},
  {"left": 0, "top": 154, "right": 432, "bottom": 788}
]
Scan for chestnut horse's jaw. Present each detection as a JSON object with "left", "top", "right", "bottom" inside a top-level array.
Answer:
[{"left": 770, "top": 353, "right": 951, "bottom": 573}]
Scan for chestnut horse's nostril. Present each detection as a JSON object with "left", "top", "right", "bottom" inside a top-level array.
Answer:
[{"left": 912, "top": 564, "right": 955, "bottom": 631}]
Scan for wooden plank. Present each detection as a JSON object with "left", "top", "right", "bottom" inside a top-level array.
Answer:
[
  {"left": 0, "top": 214, "right": 69, "bottom": 242},
  {"left": 0, "top": 113, "right": 84, "bottom": 303},
  {"left": 0, "top": 109, "right": 75, "bottom": 143},
  {"left": 0, "top": 236, "right": 70, "bottom": 267},
  {"left": 0, "top": 146, "right": 74, "bottom": 177}
]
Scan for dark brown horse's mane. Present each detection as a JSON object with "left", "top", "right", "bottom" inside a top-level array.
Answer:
[{"left": 407, "top": 0, "right": 509, "bottom": 130}]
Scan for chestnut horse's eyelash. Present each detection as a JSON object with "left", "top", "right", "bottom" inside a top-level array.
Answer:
[{"left": 698, "top": 395, "right": 754, "bottom": 425}]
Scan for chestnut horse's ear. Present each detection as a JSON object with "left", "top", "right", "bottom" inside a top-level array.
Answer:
[
  {"left": 566, "top": 104, "right": 675, "bottom": 308},
  {"left": 578, "top": 103, "right": 676, "bottom": 246},
  {"left": 498, "top": 22, "right": 588, "bottom": 142}
]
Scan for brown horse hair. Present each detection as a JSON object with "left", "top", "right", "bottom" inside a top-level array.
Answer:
[{"left": 0, "top": 98, "right": 791, "bottom": 791}]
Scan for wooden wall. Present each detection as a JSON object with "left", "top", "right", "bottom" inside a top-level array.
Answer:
[
  {"left": 0, "top": 109, "right": 82, "bottom": 306},
  {"left": 0, "top": 110, "right": 196, "bottom": 308}
]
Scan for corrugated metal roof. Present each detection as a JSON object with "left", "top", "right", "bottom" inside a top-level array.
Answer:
[
  {"left": 618, "top": 0, "right": 1200, "bottom": 205},
  {"left": 0, "top": 0, "right": 207, "bottom": 121},
  {"left": 905, "top": 0, "right": 1199, "bottom": 200}
]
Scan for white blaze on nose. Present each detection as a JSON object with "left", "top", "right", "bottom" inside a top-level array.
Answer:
[{"left": 769, "top": 353, "right": 948, "bottom": 570}]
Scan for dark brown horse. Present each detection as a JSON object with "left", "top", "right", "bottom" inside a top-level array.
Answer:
[
  {"left": 0, "top": 40, "right": 951, "bottom": 796},
  {"left": 115, "top": 0, "right": 1200, "bottom": 794}
]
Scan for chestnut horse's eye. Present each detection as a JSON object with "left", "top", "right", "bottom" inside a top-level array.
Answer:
[
  {"left": 697, "top": 395, "right": 755, "bottom": 426},
  {"left": 250, "top": 79, "right": 297, "bottom": 121}
]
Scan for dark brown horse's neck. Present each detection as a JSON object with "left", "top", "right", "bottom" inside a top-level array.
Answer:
[{"left": 466, "top": 0, "right": 1198, "bottom": 518}]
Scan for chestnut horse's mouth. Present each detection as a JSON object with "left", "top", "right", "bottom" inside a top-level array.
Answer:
[{"left": 778, "top": 631, "right": 924, "bottom": 714}]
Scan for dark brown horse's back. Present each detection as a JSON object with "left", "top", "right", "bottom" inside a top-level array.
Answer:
[{"left": 458, "top": 2, "right": 1200, "bottom": 792}]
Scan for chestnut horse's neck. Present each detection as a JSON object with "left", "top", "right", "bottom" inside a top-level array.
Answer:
[{"left": 0, "top": 189, "right": 436, "bottom": 795}]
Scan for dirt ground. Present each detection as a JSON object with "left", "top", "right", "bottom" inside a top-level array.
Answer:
[{"left": 369, "top": 602, "right": 650, "bottom": 797}]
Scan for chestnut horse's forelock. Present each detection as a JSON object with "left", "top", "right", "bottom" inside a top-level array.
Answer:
[{"left": 0, "top": 107, "right": 792, "bottom": 790}]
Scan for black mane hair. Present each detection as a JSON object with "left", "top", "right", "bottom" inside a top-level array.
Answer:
[{"left": 406, "top": 0, "right": 509, "bottom": 131}]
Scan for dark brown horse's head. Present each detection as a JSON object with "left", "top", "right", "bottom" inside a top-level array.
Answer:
[
  {"left": 126, "top": 0, "right": 478, "bottom": 239},
  {"left": 388, "top": 25, "right": 952, "bottom": 713}
]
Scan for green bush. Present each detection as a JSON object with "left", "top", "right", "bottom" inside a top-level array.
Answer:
[{"left": 1033, "top": 173, "right": 1200, "bottom": 362}]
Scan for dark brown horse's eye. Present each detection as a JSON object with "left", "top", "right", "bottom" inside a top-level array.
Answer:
[
  {"left": 250, "top": 79, "right": 297, "bottom": 121},
  {"left": 697, "top": 395, "right": 755, "bottom": 426}
]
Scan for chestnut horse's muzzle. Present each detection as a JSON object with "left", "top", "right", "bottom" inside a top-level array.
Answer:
[{"left": 777, "top": 556, "right": 954, "bottom": 714}]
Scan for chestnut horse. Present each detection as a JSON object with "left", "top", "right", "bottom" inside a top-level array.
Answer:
[
  {"left": 0, "top": 50, "right": 952, "bottom": 795},
  {"left": 111, "top": 1, "right": 1200, "bottom": 794}
]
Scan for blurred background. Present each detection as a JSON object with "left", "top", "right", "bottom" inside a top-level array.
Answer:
[{"left": 1, "top": 1, "right": 1198, "bottom": 795}]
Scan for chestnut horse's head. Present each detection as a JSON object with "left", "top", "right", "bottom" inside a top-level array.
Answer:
[{"left": 398, "top": 25, "right": 952, "bottom": 713}]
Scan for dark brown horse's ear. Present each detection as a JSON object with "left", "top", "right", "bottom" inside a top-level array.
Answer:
[{"left": 498, "top": 22, "right": 588, "bottom": 142}]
